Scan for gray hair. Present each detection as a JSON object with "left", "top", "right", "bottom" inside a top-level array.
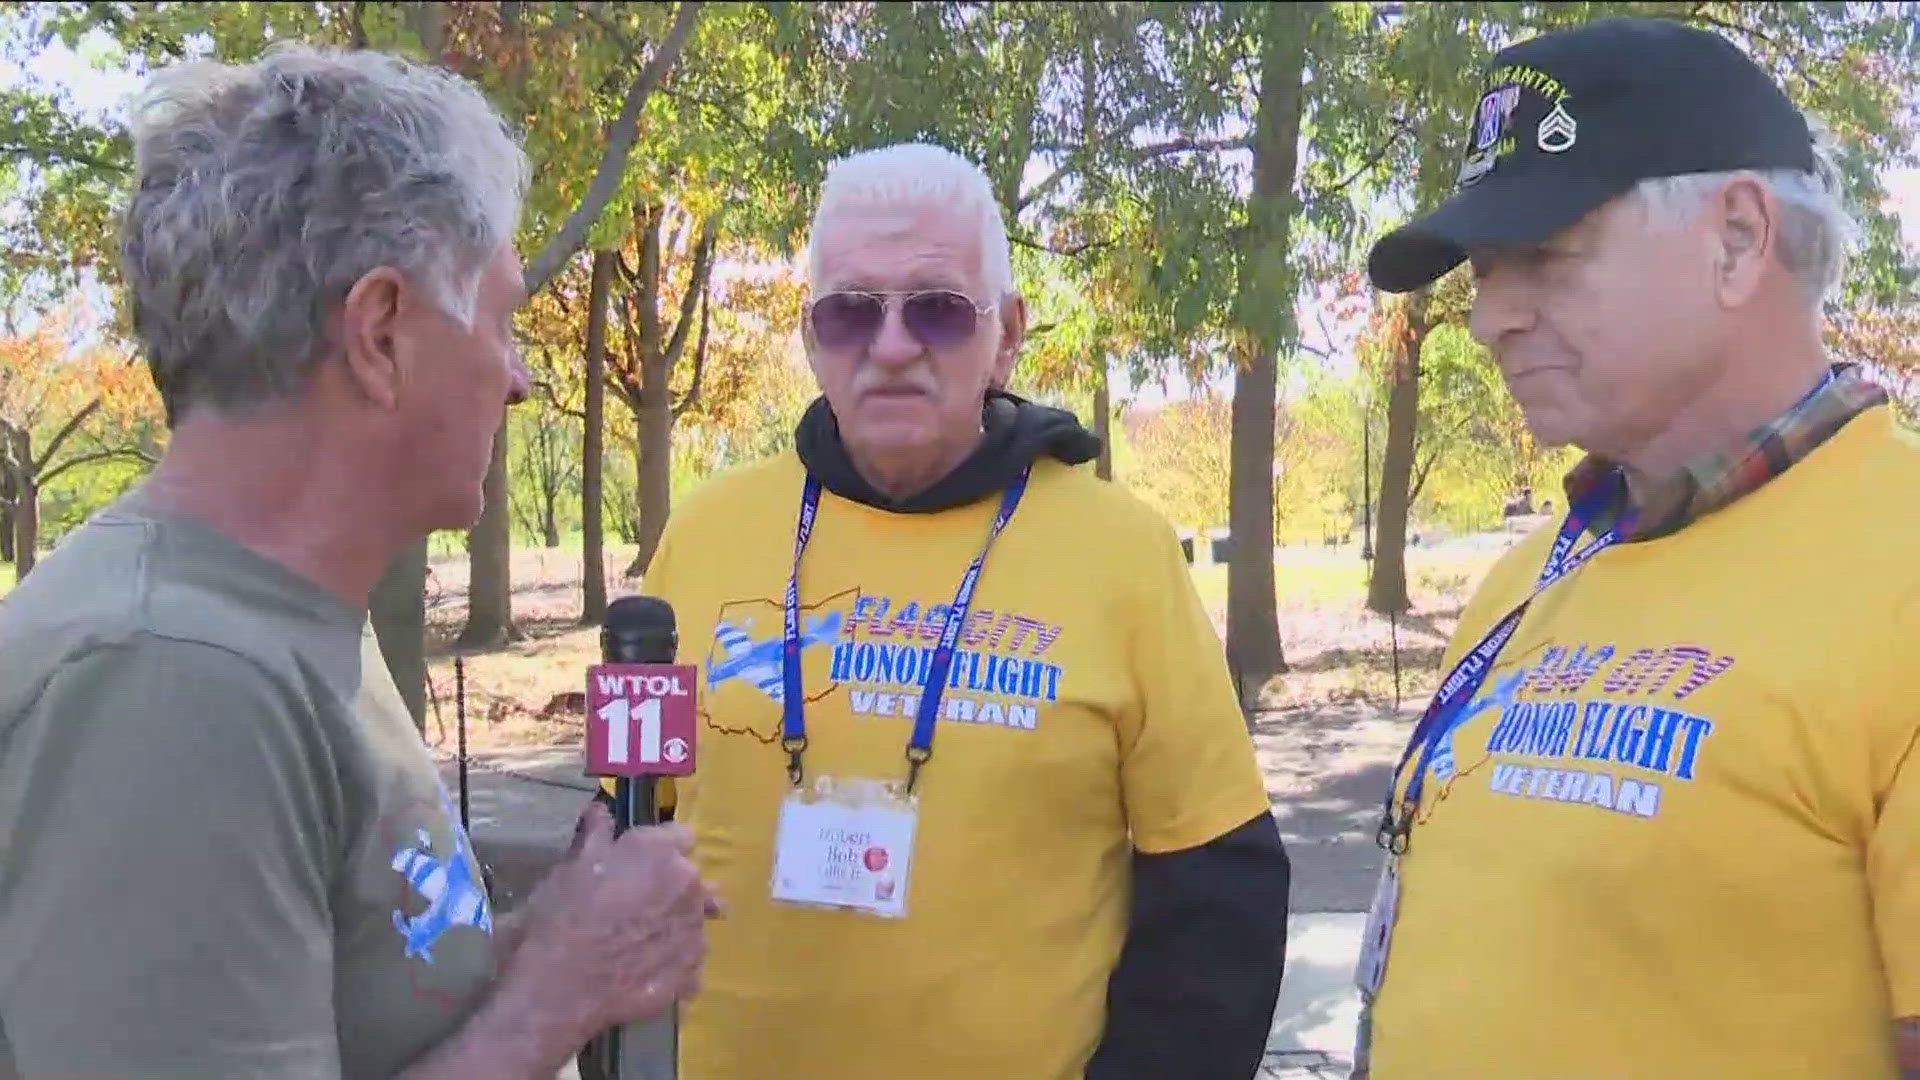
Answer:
[
  {"left": 806, "top": 143, "right": 1015, "bottom": 298},
  {"left": 121, "top": 43, "right": 530, "bottom": 424},
  {"left": 1634, "top": 117, "right": 1857, "bottom": 307}
]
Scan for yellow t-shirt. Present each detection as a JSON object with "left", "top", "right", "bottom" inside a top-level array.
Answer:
[
  {"left": 1371, "top": 405, "right": 1920, "bottom": 1078},
  {"left": 635, "top": 450, "right": 1271, "bottom": 1080}
]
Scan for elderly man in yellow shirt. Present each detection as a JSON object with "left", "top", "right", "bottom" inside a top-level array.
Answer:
[
  {"left": 611, "top": 141, "right": 1292, "bottom": 1080},
  {"left": 1355, "top": 17, "right": 1920, "bottom": 1080}
]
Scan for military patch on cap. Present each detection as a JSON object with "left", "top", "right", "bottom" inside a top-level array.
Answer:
[
  {"left": 1537, "top": 101, "right": 1577, "bottom": 153},
  {"left": 1457, "top": 62, "right": 1574, "bottom": 187},
  {"left": 1459, "top": 89, "right": 1515, "bottom": 186},
  {"left": 1473, "top": 86, "right": 1522, "bottom": 150}
]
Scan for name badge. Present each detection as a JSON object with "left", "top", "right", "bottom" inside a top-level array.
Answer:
[
  {"left": 770, "top": 777, "right": 918, "bottom": 919},
  {"left": 1354, "top": 853, "right": 1400, "bottom": 997}
]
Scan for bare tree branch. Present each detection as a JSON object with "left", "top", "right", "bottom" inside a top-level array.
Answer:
[
  {"left": 610, "top": 289, "right": 645, "bottom": 409},
  {"left": 534, "top": 377, "right": 587, "bottom": 421},
  {"left": 1408, "top": 414, "right": 1474, "bottom": 502},
  {"left": 31, "top": 398, "right": 102, "bottom": 474},
  {"left": 39, "top": 447, "right": 153, "bottom": 488},
  {"left": 579, "top": 2, "right": 646, "bottom": 62},
  {"left": 613, "top": 249, "right": 640, "bottom": 294},
  {"left": 1010, "top": 233, "right": 1112, "bottom": 258},
  {"left": 0, "top": 145, "right": 128, "bottom": 176},
  {"left": 672, "top": 278, "right": 713, "bottom": 419},
  {"left": 663, "top": 217, "right": 720, "bottom": 368},
  {"left": 520, "top": 1, "right": 705, "bottom": 294},
  {"left": 1319, "top": 117, "right": 1416, "bottom": 196},
  {"left": 660, "top": 83, "right": 759, "bottom": 140},
  {"left": 1131, "top": 133, "right": 1253, "bottom": 159},
  {"left": 1016, "top": 100, "right": 1160, "bottom": 212}
]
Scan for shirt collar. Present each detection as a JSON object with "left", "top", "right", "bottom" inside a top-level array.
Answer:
[{"left": 1562, "top": 362, "right": 1890, "bottom": 542}]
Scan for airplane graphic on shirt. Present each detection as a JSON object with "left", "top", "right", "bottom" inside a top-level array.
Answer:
[
  {"left": 390, "top": 793, "right": 493, "bottom": 963},
  {"left": 708, "top": 611, "right": 845, "bottom": 704}
]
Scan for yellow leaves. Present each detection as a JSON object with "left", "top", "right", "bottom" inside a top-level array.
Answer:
[
  {"left": 0, "top": 298, "right": 164, "bottom": 468},
  {"left": 1121, "top": 392, "right": 1234, "bottom": 531}
]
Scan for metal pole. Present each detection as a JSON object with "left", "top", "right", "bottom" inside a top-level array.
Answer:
[{"left": 456, "top": 654, "right": 469, "bottom": 832}]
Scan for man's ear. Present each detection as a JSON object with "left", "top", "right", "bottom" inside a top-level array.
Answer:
[
  {"left": 1710, "top": 176, "right": 1776, "bottom": 309},
  {"left": 990, "top": 292, "right": 1027, "bottom": 389},
  {"left": 340, "top": 266, "right": 408, "bottom": 410}
]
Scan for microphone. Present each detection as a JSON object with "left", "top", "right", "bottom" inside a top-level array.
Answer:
[{"left": 580, "top": 595, "right": 698, "bottom": 1080}]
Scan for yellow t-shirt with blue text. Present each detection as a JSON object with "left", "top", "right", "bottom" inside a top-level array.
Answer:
[
  {"left": 636, "top": 450, "right": 1272, "bottom": 1080},
  {"left": 1371, "top": 405, "right": 1920, "bottom": 1078}
]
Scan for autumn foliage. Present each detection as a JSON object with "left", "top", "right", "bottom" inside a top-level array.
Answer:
[{"left": 0, "top": 300, "right": 164, "bottom": 570}]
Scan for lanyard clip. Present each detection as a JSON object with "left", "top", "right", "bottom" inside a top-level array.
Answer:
[
  {"left": 904, "top": 745, "right": 931, "bottom": 795},
  {"left": 1375, "top": 807, "right": 1413, "bottom": 855},
  {"left": 782, "top": 735, "right": 808, "bottom": 787}
]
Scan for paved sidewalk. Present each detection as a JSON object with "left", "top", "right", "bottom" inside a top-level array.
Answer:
[{"left": 1263, "top": 913, "right": 1364, "bottom": 1078}]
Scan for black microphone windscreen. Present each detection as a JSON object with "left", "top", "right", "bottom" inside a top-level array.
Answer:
[
  {"left": 602, "top": 595, "right": 678, "bottom": 664},
  {"left": 606, "top": 594, "right": 675, "bottom": 634}
]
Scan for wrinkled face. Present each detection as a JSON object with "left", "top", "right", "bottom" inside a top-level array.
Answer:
[
  {"left": 1467, "top": 193, "right": 1724, "bottom": 459},
  {"left": 389, "top": 245, "right": 530, "bottom": 530},
  {"left": 804, "top": 201, "right": 1024, "bottom": 480}
]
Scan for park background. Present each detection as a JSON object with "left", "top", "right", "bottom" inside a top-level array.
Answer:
[
  {"left": 5, "top": 5, "right": 1917, "bottom": 1073},
  {"left": 6, "top": 1, "right": 1914, "bottom": 729}
]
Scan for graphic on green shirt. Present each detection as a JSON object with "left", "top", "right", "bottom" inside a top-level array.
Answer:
[{"left": 390, "top": 788, "right": 493, "bottom": 964}]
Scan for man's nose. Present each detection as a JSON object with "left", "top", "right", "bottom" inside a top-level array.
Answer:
[
  {"left": 867, "top": 299, "right": 922, "bottom": 368},
  {"left": 1467, "top": 271, "right": 1534, "bottom": 351}
]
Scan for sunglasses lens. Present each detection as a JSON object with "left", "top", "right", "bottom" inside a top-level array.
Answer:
[
  {"left": 902, "top": 291, "right": 981, "bottom": 349},
  {"left": 809, "top": 293, "right": 884, "bottom": 351}
]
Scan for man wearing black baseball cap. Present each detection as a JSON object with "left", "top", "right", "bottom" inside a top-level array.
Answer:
[{"left": 1354, "top": 16, "right": 1920, "bottom": 1080}]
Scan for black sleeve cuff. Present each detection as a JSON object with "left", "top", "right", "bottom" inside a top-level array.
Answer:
[{"left": 1085, "top": 811, "right": 1291, "bottom": 1080}]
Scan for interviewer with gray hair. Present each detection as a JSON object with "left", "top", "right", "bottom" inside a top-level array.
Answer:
[{"left": 0, "top": 45, "right": 713, "bottom": 1080}]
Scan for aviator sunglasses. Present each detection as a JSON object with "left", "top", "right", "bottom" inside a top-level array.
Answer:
[{"left": 805, "top": 289, "right": 997, "bottom": 352}]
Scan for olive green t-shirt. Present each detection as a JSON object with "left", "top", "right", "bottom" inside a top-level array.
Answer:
[{"left": 0, "top": 490, "right": 498, "bottom": 1079}]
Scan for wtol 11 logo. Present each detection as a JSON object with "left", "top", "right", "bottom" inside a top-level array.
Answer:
[{"left": 585, "top": 665, "right": 699, "bottom": 777}]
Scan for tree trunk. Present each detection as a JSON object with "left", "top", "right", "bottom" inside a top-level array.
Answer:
[
  {"left": 1368, "top": 293, "right": 1431, "bottom": 616},
  {"left": 1227, "top": 342, "right": 1280, "bottom": 697},
  {"left": 0, "top": 463, "right": 15, "bottom": 564},
  {"left": 1093, "top": 356, "right": 1113, "bottom": 481},
  {"left": 541, "top": 496, "right": 560, "bottom": 549},
  {"left": 616, "top": 205, "right": 689, "bottom": 583},
  {"left": 581, "top": 250, "right": 614, "bottom": 625},
  {"left": 13, "top": 475, "right": 36, "bottom": 579},
  {"left": 371, "top": 541, "right": 430, "bottom": 732},
  {"left": 631, "top": 359, "right": 672, "bottom": 581},
  {"left": 458, "top": 419, "right": 520, "bottom": 648},
  {"left": 8, "top": 426, "right": 34, "bottom": 578},
  {"left": 1223, "top": 2, "right": 1315, "bottom": 706}
]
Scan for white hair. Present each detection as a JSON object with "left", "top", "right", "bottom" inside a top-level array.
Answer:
[
  {"left": 805, "top": 143, "right": 1015, "bottom": 298},
  {"left": 120, "top": 43, "right": 529, "bottom": 424},
  {"left": 1634, "top": 116, "right": 1857, "bottom": 307}
]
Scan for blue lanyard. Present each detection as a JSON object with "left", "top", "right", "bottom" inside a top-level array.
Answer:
[
  {"left": 1376, "top": 469, "right": 1629, "bottom": 854},
  {"left": 781, "top": 466, "right": 1031, "bottom": 793}
]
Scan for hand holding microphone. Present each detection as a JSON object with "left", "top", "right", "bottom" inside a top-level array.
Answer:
[{"left": 505, "top": 802, "right": 716, "bottom": 1045}]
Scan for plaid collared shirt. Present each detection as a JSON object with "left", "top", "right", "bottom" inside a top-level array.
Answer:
[{"left": 1562, "top": 363, "right": 1891, "bottom": 543}]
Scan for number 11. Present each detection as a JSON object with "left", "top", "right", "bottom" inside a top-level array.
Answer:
[{"left": 596, "top": 696, "right": 663, "bottom": 764}]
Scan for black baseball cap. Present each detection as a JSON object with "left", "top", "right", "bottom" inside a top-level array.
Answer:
[{"left": 1367, "top": 17, "right": 1817, "bottom": 294}]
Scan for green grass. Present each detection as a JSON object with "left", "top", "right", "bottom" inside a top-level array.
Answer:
[{"left": 1190, "top": 545, "right": 1501, "bottom": 611}]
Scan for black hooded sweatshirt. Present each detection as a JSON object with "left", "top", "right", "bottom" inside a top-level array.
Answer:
[{"left": 795, "top": 388, "right": 1293, "bottom": 1080}]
